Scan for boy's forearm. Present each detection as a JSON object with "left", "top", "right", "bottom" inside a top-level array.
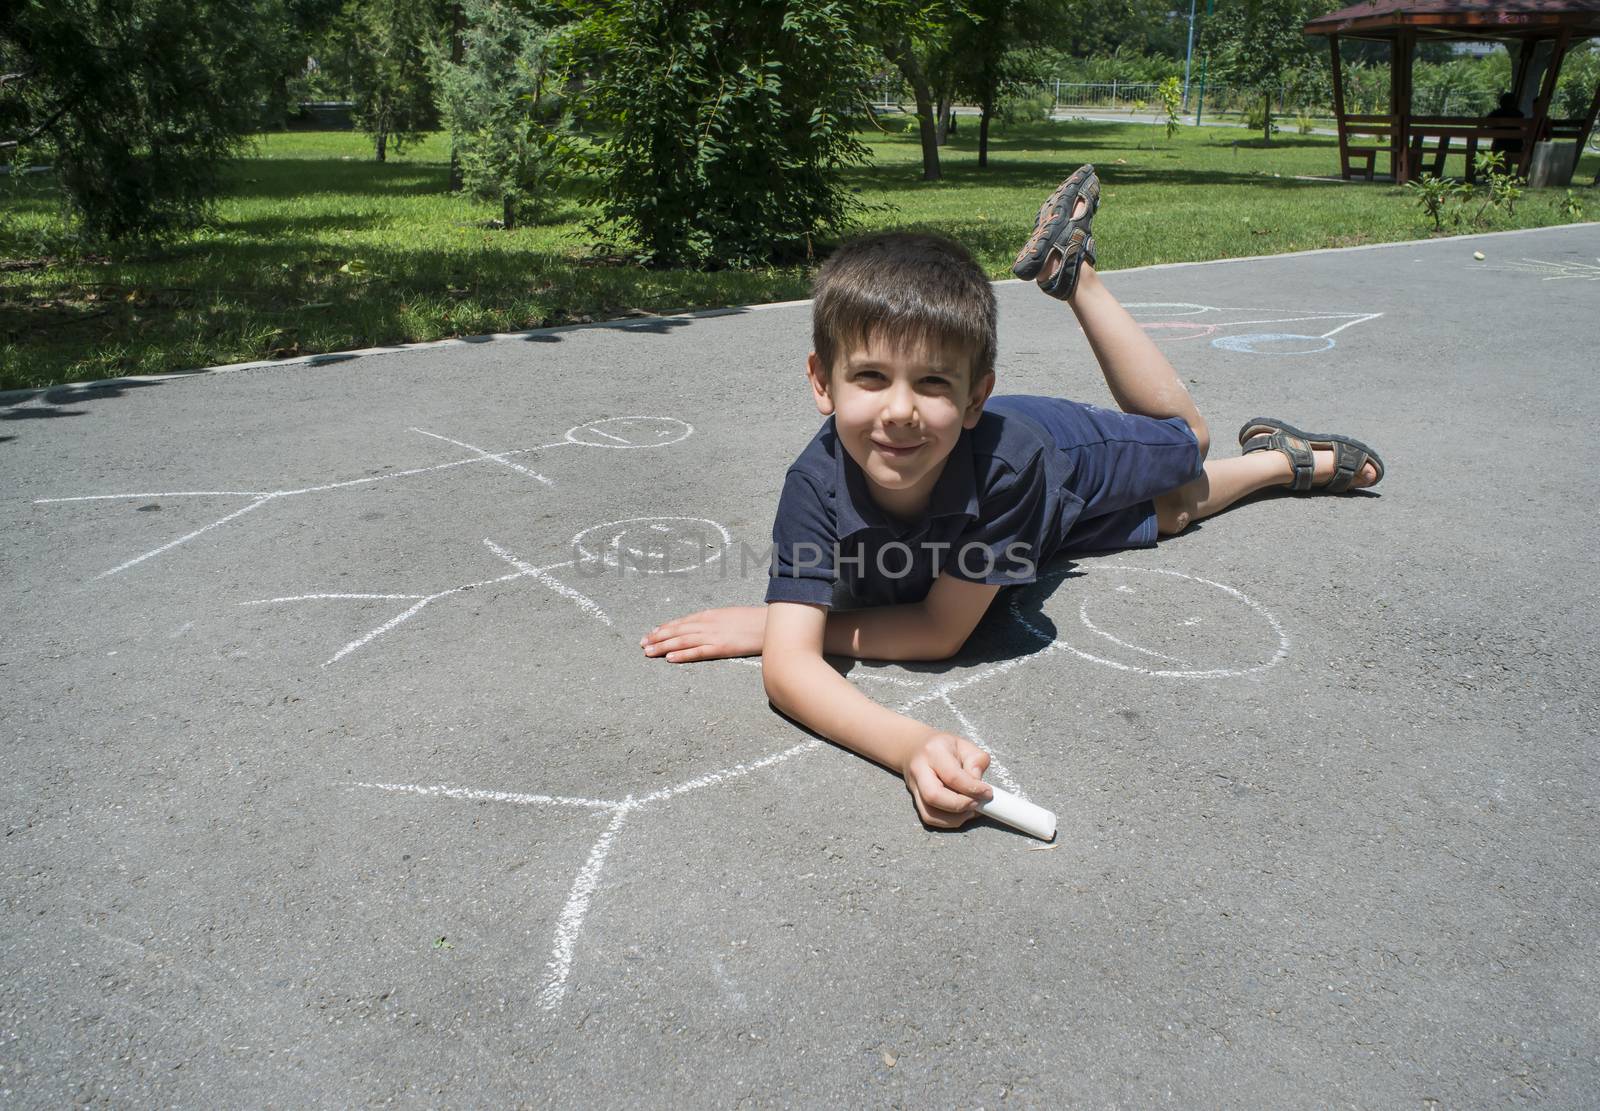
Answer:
[
  {"left": 822, "top": 601, "right": 952, "bottom": 661},
  {"left": 763, "top": 652, "right": 933, "bottom": 773}
]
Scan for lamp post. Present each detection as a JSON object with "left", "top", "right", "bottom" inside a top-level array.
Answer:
[
  {"left": 1183, "top": 0, "right": 1198, "bottom": 110},
  {"left": 1194, "top": 0, "right": 1216, "bottom": 127}
]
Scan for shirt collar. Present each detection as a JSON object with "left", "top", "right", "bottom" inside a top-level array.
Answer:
[{"left": 831, "top": 419, "right": 980, "bottom": 537}]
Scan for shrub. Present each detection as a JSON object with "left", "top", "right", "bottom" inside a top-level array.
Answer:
[
  {"left": 996, "top": 90, "right": 1054, "bottom": 124},
  {"left": 571, "top": 0, "right": 874, "bottom": 268},
  {"left": 430, "top": 0, "right": 571, "bottom": 231}
]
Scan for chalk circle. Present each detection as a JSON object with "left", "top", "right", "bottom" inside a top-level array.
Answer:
[
  {"left": 1139, "top": 321, "right": 1219, "bottom": 342},
  {"left": 1122, "top": 302, "right": 1212, "bottom": 319},
  {"left": 573, "top": 516, "right": 731, "bottom": 574},
  {"left": 564, "top": 416, "right": 693, "bottom": 449},
  {"left": 1211, "top": 333, "right": 1334, "bottom": 355},
  {"left": 1009, "top": 565, "right": 1287, "bottom": 679}
]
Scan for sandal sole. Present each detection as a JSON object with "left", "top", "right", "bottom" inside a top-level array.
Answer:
[{"left": 1012, "top": 165, "right": 1097, "bottom": 281}]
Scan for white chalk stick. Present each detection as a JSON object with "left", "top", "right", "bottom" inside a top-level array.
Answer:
[{"left": 977, "top": 788, "right": 1056, "bottom": 841}]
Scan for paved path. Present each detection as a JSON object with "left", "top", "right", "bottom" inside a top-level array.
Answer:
[{"left": 3, "top": 225, "right": 1598, "bottom": 1107}]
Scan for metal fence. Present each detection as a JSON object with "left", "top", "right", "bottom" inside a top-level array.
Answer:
[{"left": 866, "top": 78, "right": 1301, "bottom": 116}]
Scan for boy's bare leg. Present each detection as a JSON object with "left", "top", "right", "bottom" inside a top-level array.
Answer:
[
  {"left": 1040, "top": 212, "right": 1209, "bottom": 456},
  {"left": 1154, "top": 447, "right": 1380, "bottom": 534}
]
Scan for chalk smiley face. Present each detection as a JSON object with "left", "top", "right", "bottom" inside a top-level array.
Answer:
[
  {"left": 571, "top": 516, "right": 732, "bottom": 574},
  {"left": 564, "top": 417, "right": 693, "bottom": 449},
  {"left": 1011, "top": 565, "right": 1289, "bottom": 679}
]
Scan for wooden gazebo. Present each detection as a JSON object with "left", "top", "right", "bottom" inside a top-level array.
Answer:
[{"left": 1304, "top": 0, "right": 1600, "bottom": 184}]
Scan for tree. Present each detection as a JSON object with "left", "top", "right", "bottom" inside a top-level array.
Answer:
[
  {"left": 322, "top": 0, "right": 446, "bottom": 161},
  {"left": 572, "top": 0, "right": 874, "bottom": 267},
  {"left": 430, "top": 0, "right": 568, "bottom": 229},
  {"left": 1, "top": 0, "right": 278, "bottom": 241},
  {"left": 945, "top": 0, "right": 1071, "bottom": 169},
  {"left": 1202, "top": 0, "right": 1327, "bottom": 143},
  {"left": 868, "top": 0, "right": 965, "bottom": 181}
]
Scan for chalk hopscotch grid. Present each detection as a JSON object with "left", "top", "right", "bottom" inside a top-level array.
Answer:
[
  {"left": 352, "top": 557, "right": 1290, "bottom": 1011},
  {"left": 33, "top": 416, "right": 693, "bottom": 579}
]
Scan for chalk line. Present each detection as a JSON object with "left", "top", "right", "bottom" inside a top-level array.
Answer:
[
  {"left": 37, "top": 413, "right": 694, "bottom": 578},
  {"left": 410, "top": 428, "right": 555, "bottom": 486},
  {"left": 1078, "top": 599, "right": 1187, "bottom": 664},
  {"left": 537, "top": 802, "right": 635, "bottom": 1010},
  {"left": 355, "top": 781, "right": 617, "bottom": 811},
  {"left": 97, "top": 495, "right": 277, "bottom": 578},
  {"left": 938, "top": 694, "right": 1024, "bottom": 798},
  {"left": 483, "top": 539, "right": 614, "bottom": 628}
]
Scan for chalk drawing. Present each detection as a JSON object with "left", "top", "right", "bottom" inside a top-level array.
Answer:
[
  {"left": 1122, "top": 301, "right": 1382, "bottom": 355},
  {"left": 241, "top": 517, "right": 731, "bottom": 666},
  {"left": 1469, "top": 257, "right": 1600, "bottom": 283},
  {"left": 352, "top": 558, "right": 1286, "bottom": 1010},
  {"left": 34, "top": 416, "right": 694, "bottom": 579},
  {"left": 1010, "top": 565, "right": 1288, "bottom": 679}
]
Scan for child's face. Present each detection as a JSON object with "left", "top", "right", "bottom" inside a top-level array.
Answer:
[{"left": 808, "top": 334, "right": 994, "bottom": 516}]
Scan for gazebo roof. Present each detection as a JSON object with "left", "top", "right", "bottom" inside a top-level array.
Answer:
[{"left": 1305, "top": 0, "right": 1600, "bottom": 40}]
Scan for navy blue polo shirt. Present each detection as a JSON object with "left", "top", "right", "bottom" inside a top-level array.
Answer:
[{"left": 764, "top": 395, "right": 1202, "bottom": 608}]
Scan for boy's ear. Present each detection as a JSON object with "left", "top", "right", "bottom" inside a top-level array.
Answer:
[
  {"left": 806, "top": 352, "right": 835, "bottom": 416},
  {"left": 962, "top": 370, "right": 996, "bottom": 429}
]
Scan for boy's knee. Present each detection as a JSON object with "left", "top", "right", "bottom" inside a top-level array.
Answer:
[{"left": 1155, "top": 490, "right": 1193, "bottom": 536}]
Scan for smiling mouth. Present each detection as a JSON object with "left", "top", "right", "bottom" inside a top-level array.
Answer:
[{"left": 872, "top": 439, "right": 923, "bottom": 457}]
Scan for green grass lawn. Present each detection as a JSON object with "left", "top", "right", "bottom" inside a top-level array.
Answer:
[{"left": 3, "top": 120, "right": 1596, "bottom": 390}]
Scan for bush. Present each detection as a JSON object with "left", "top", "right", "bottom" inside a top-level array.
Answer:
[
  {"left": 996, "top": 90, "right": 1054, "bottom": 125},
  {"left": 571, "top": 0, "right": 874, "bottom": 268},
  {"left": 1244, "top": 100, "right": 1280, "bottom": 136},
  {"left": 431, "top": 0, "right": 571, "bottom": 231}
]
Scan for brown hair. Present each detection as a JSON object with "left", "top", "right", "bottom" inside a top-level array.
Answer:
[{"left": 811, "top": 231, "right": 996, "bottom": 387}]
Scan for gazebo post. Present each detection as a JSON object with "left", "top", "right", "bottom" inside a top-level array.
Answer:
[
  {"left": 1523, "top": 26, "right": 1572, "bottom": 179},
  {"left": 1391, "top": 29, "right": 1416, "bottom": 183},
  {"left": 1511, "top": 38, "right": 1538, "bottom": 107},
  {"left": 1329, "top": 34, "right": 1352, "bottom": 180},
  {"left": 1576, "top": 76, "right": 1600, "bottom": 171}
]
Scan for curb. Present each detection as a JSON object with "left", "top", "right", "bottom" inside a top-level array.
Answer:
[{"left": 6, "top": 220, "right": 1596, "bottom": 404}]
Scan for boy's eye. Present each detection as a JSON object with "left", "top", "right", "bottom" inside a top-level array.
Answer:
[{"left": 920, "top": 376, "right": 953, "bottom": 388}]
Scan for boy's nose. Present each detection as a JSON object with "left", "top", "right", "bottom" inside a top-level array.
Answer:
[{"left": 883, "top": 382, "right": 918, "bottom": 423}]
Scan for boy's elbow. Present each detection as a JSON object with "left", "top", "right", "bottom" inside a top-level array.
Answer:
[
  {"left": 761, "top": 654, "right": 798, "bottom": 711},
  {"left": 929, "top": 631, "right": 967, "bottom": 661}
]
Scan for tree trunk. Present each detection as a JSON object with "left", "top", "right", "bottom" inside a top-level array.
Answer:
[
  {"left": 502, "top": 194, "right": 516, "bottom": 230},
  {"left": 978, "top": 95, "right": 993, "bottom": 169},
  {"left": 375, "top": 129, "right": 387, "bottom": 162},
  {"left": 448, "top": 1, "right": 465, "bottom": 192},
  {"left": 1262, "top": 92, "right": 1272, "bottom": 144},
  {"left": 935, "top": 95, "right": 953, "bottom": 145},
  {"left": 884, "top": 37, "right": 940, "bottom": 181}
]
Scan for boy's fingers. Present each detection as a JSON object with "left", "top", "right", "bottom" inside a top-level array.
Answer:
[
  {"left": 665, "top": 645, "right": 723, "bottom": 663},
  {"left": 644, "top": 634, "right": 703, "bottom": 656},
  {"left": 932, "top": 755, "right": 992, "bottom": 801},
  {"left": 912, "top": 763, "right": 976, "bottom": 814}
]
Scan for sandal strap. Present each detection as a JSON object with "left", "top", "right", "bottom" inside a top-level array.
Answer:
[
  {"left": 1324, "top": 440, "right": 1368, "bottom": 493},
  {"left": 1244, "top": 430, "right": 1314, "bottom": 490}
]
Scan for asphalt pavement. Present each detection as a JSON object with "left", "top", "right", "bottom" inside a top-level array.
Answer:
[{"left": 3, "top": 224, "right": 1597, "bottom": 1107}]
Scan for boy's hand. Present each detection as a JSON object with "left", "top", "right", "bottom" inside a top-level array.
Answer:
[
  {"left": 901, "top": 733, "right": 993, "bottom": 829},
  {"left": 641, "top": 606, "right": 765, "bottom": 663}
]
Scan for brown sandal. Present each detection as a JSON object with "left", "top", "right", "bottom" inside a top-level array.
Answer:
[{"left": 1238, "top": 417, "right": 1385, "bottom": 493}]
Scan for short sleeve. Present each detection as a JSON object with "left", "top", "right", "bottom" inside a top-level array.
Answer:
[
  {"left": 944, "top": 457, "right": 1057, "bottom": 587},
  {"left": 765, "top": 470, "right": 837, "bottom": 607}
]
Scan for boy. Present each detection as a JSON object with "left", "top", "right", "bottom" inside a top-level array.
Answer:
[{"left": 640, "top": 165, "right": 1383, "bottom": 830}]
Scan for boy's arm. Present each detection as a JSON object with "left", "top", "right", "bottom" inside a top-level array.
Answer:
[
  {"left": 762, "top": 601, "right": 993, "bottom": 828},
  {"left": 641, "top": 574, "right": 1001, "bottom": 663}
]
